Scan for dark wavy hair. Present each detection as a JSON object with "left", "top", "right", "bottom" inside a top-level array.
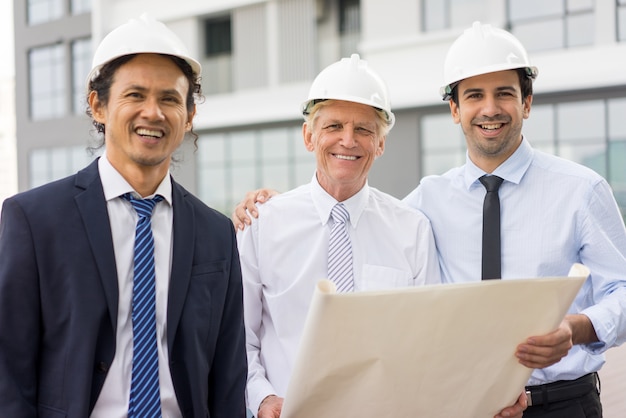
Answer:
[
  {"left": 449, "top": 68, "right": 534, "bottom": 105},
  {"left": 85, "top": 53, "right": 203, "bottom": 150}
]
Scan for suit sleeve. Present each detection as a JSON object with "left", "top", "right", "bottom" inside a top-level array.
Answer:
[
  {"left": 0, "top": 198, "right": 40, "bottom": 417},
  {"left": 208, "top": 222, "right": 248, "bottom": 417}
]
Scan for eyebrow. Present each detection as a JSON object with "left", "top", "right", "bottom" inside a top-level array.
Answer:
[
  {"left": 323, "top": 117, "right": 376, "bottom": 128},
  {"left": 125, "top": 85, "right": 184, "bottom": 97},
  {"left": 462, "top": 85, "right": 517, "bottom": 97}
]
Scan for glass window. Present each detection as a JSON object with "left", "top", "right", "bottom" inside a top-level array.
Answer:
[
  {"left": 204, "top": 17, "right": 232, "bottom": 57},
  {"left": 511, "top": 19, "right": 564, "bottom": 52},
  {"left": 29, "top": 44, "right": 66, "bottom": 120},
  {"left": 566, "top": 13, "right": 594, "bottom": 47},
  {"left": 449, "top": 0, "right": 487, "bottom": 29},
  {"left": 607, "top": 97, "right": 626, "bottom": 217},
  {"left": 28, "top": 0, "right": 63, "bottom": 25},
  {"left": 508, "top": 0, "right": 594, "bottom": 51},
  {"left": 559, "top": 142, "right": 607, "bottom": 177},
  {"left": 339, "top": 0, "right": 360, "bottom": 34},
  {"left": 567, "top": 0, "right": 594, "bottom": 12},
  {"left": 71, "top": 0, "right": 92, "bottom": 15},
  {"left": 420, "top": 113, "right": 465, "bottom": 175},
  {"left": 292, "top": 126, "right": 317, "bottom": 184},
  {"left": 521, "top": 104, "right": 555, "bottom": 148},
  {"left": 230, "top": 131, "right": 259, "bottom": 206},
  {"left": 197, "top": 133, "right": 227, "bottom": 208},
  {"left": 608, "top": 98, "right": 626, "bottom": 140},
  {"left": 509, "top": 0, "right": 563, "bottom": 21},
  {"left": 231, "top": 131, "right": 258, "bottom": 164},
  {"left": 422, "top": 0, "right": 446, "bottom": 32},
  {"left": 30, "top": 150, "right": 50, "bottom": 188},
  {"left": 557, "top": 100, "right": 605, "bottom": 143},
  {"left": 618, "top": 0, "right": 626, "bottom": 41},
  {"left": 260, "top": 128, "right": 290, "bottom": 160},
  {"left": 29, "top": 146, "right": 96, "bottom": 188},
  {"left": 339, "top": 0, "right": 360, "bottom": 56},
  {"left": 202, "top": 16, "right": 233, "bottom": 95},
  {"left": 422, "top": 0, "right": 488, "bottom": 32},
  {"left": 608, "top": 141, "right": 626, "bottom": 216},
  {"left": 72, "top": 38, "right": 91, "bottom": 115},
  {"left": 197, "top": 126, "right": 315, "bottom": 215}
]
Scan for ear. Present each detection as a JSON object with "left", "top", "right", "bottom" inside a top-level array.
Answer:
[
  {"left": 449, "top": 100, "right": 461, "bottom": 124},
  {"left": 302, "top": 122, "right": 315, "bottom": 152},
  {"left": 88, "top": 91, "right": 106, "bottom": 124},
  {"left": 522, "top": 95, "right": 532, "bottom": 119},
  {"left": 186, "top": 104, "right": 197, "bottom": 132},
  {"left": 375, "top": 136, "right": 386, "bottom": 158}
]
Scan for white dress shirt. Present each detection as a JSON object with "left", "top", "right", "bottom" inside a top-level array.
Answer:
[
  {"left": 403, "top": 137, "right": 626, "bottom": 386},
  {"left": 238, "top": 176, "right": 441, "bottom": 414},
  {"left": 91, "top": 156, "right": 182, "bottom": 418}
]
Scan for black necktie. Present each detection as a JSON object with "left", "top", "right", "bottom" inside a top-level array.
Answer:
[{"left": 479, "top": 175, "right": 504, "bottom": 280}]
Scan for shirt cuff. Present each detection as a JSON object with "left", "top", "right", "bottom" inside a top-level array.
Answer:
[
  {"left": 248, "top": 379, "right": 277, "bottom": 416},
  {"left": 580, "top": 306, "right": 613, "bottom": 355}
]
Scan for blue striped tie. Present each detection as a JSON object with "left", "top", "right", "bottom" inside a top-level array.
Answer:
[
  {"left": 328, "top": 203, "right": 354, "bottom": 292},
  {"left": 123, "top": 193, "right": 163, "bottom": 418}
]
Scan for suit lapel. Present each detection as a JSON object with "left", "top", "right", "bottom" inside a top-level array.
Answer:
[
  {"left": 167, "top": 179, "right": 195, "bottom": 348},
  {"left": 74, "top": 160, "right": 119, "bottom": 331}
]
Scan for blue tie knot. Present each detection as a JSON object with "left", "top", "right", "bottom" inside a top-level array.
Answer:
[{"left": 123, "top": 193, "right": 164, "bottom": 219}]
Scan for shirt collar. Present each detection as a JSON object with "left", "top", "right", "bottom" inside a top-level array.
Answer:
[
  {"left": 463, "top": 136, "right": 534, "bottom": 189},
  {"left": 310, "top": 174, "right": 369, "bottom": 228},
  {"left": 98, "top": 155, "right": 173, "bottom": 205}
]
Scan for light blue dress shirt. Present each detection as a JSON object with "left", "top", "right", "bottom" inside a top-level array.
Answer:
[{"left": 404, "top": 137, "right": 626, "bottom": 386}]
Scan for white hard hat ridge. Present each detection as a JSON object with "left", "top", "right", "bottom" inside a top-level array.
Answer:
[
  {"left": 86, "top": 13, "right": 202, "bottom": 89},
  {"left": 440, "top": 21, "right": 538, "bottom": 100},
  {"left": 302, "top": 53, "right": 395, "bottom": 129}
]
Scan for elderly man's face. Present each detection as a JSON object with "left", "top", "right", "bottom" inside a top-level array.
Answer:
[
  {"left": 89, "top": 53, "right": 195, "bottom": 177},
  {"left": 303, "top": 100, "right": 385, "bottom": 201}
]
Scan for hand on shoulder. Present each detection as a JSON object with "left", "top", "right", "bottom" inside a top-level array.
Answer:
[{"left": 231, "top": 188, "right": 280, "bottom": 230}]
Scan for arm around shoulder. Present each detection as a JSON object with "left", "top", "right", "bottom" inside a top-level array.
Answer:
[{"left": 231, "top": 188, "right": 280, "bottom": 230}]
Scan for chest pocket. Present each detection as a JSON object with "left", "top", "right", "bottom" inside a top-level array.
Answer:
[{"left": 359, "top": 264, "right": 413, "bottom": 291}]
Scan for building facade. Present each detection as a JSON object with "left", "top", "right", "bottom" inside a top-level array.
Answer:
[{"left": 13, "top": 0, "right": 626, "bottom": 218}]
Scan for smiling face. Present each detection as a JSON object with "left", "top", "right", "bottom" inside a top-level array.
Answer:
[
  {"left": 450, "top": 70, "right": 532, "bottom": 173},
  {"left": 89, "top": 53, "right": 195, "bottom": 184},
  {"left": 303, "top": 100, "right": 385, "bottom": 201}
]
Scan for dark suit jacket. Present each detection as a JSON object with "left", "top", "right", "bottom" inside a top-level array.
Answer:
[{"left": 0, "top": 159, "right": 247, "bottom": 417}]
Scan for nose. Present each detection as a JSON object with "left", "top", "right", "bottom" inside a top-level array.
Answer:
[
  {"left": 141, "top": 97, "right": 165, "bottom": 121},
  {"left": 481, "top": 95, "right": 501, "bottom": 117},
  {"left": 339, "top": 128, "right": 358, "bottom": 148}
]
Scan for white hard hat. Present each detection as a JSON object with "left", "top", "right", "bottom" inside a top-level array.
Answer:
[
  {"left": 86, "top": 13, "right": 202, "bottom": 89},
  {"left": 440, "top": 21, "right": 538, "bottom": 100},
  {"left": 302, "top": 53, "right": 395, "bottom": 129}
]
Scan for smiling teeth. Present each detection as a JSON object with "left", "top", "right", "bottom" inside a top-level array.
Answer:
[
  {"left": 481, "top": 124, "right": 502, "bottom": 130},
  {"left": 137, "top": 128, "right": 163, "bottom": 138},
  {"left": 335, "top": 154, "right": 357, "bottom": 160}
]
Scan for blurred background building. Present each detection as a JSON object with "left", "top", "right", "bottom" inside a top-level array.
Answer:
[
  {"left": 10, "top": 0, "right": 626, "bottom": 414},
  {"left": 12, "top": 0, "right": 626, "bottom": 217}
]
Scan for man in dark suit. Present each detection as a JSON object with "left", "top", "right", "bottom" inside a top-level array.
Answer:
[{"left": 0, "top": 14, "right": 247, "bottom": 418}]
